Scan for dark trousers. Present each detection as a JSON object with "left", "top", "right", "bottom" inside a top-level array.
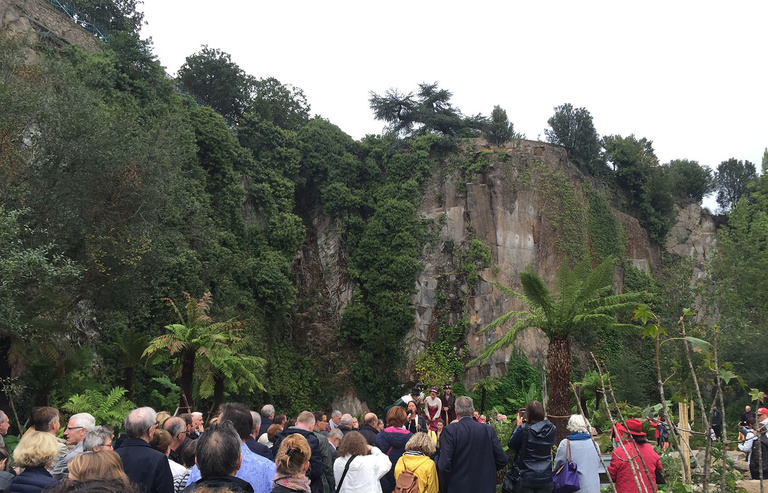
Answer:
[{"left": 521, "top": 483, "right": 553, "bottom": 493}]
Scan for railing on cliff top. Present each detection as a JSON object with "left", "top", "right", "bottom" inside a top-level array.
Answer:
[{"left": 44, "top": 0, "right": 107, "bottom": 40}]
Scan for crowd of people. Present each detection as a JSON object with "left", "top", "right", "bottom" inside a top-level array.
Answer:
[{"left": 24, "top": 390, "right": 768, "bottom": 493}]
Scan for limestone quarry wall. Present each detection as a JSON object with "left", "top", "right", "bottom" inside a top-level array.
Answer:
[{"left": 1, "top": 0, "right": 100, "bottom": 50}]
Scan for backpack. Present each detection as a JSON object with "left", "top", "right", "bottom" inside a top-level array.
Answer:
[
  {"left": 658, "top": 422, "right": 669, "bottom": 441},
  {"left": 394, "top": 462, "right": 419, "bottom": 493}
]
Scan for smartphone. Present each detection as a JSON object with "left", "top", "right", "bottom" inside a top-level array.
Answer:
[{"left": 519, "top": 408, "right": 527, "bottom": 420}]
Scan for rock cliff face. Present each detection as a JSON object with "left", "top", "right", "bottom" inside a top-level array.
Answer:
[
  {"left": 405, "top": 141, "right": 707, "bottom": 389},
  {"left": 304, "top": 139, "right": 718, "bottom": 394},
  {"left": 0, "top": 0, "right": 100, "bottom": 51}
]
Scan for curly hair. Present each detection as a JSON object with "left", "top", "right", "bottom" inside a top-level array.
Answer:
[{"left": 405, "top": 432, "right": 436, "bottom": 457}]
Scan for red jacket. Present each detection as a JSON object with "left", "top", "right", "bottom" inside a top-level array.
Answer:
[{"left": 608, "top": 441, "right": 662, "bottom": 493}]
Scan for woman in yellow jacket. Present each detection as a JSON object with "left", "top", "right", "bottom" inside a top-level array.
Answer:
[{"left": 394, "top": 432, "right": 439, "bottom": 493}]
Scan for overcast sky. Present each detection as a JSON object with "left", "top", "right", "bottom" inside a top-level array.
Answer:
[{"left": 140, "top": 1, "right": 767, "bottom": 210}]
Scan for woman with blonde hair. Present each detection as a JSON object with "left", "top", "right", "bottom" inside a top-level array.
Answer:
[
  {"left": 10, "top": 430, "right": 60, "bottom": 492},
  {"left": 68, "top": 450, "right": 129, "bottom": 482},
  {"left": 333, "top": 431, "right": 391, "bottom": 493},
  {"left": 394, "top": 432, "right": 438, "bottom": 493},
  {"left": 272, "top": 433, "right": 311, "bottom": 493}
]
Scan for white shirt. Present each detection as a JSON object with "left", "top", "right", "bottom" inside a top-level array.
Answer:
[{"left": 333, "top": 446, "right": 391, "bottom": 493}]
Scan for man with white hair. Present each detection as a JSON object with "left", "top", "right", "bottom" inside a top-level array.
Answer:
[
  {"left": 51, "top": 412, "right": 95, "bottom": 479},
  {"left": 337, "top": 413, "right": 353, "bottom": 434},
  {"left": 0, "top": 410, "right": 9, "bottom": 448},
  {"left": 82, "top": 426, "right": 113, "bottom": 452},
  {"left": 116, "top": 407, "right": 174, "bottom": 493},
  {"left": 258, "top": 404, "right": 274, "bottom": 437},
  {"left": 190, "top": 412, "right": 204, "bottom": 438},
  {"left": 246, "top": 411, "right": 271, "bottom": 460}
]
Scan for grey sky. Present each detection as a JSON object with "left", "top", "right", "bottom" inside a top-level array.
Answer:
[{"left": 141, "top": 1, "right": 767, "bottom": 210}]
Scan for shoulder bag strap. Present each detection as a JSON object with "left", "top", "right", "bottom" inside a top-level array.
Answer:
[
  {"left": 516, "top": 425, "right": 529, "bottom": 468},
  {"left": 566, "top": 438, "right": 571, "bottom": 462},
  {"left": 335, "top": 454, "right": 357, "bottom": 493}
]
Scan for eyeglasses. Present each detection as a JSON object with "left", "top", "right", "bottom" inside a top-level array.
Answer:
[{"left": 66, "top": 426, "right": 84, "bottom": 432}]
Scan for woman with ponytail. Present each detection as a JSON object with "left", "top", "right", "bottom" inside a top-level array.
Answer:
[{"left": 272, "top": 434, "right": 311, "bottom": 493}]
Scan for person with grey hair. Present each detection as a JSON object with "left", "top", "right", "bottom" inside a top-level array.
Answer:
[
  {"left": 190, "top": 412, "right": 204, "bottom": 439},
  {"left": 338, "top": 414, "right": 353, "bottom": 435},
  {"left": 437, "top": 396, "right": 507, "bottom": 493},
  {"left": 180, "top": 421, "right": 250, "bottom": 492},
  {"left": 328, "top": 410, "right": 342, "bottom": 432},
  {"left": 258, "top": 404, "right": 274, "bottom": 437},
  {"left": 115, "top": 407, "right": 174, "bottom": 493},
  {"left": 163, "top": 416, "right": 189, "bottom": 465},
  {"left": 245, "top": 411, "right": 271, "bottom": 460},
  {"left": 0, "top": 411, "right": 9, "bottom": 448},
  {"left": 82, "top": 426, "right": 113, "bottom": 452},
  {"left": 51, "top": 412, "right": 95, "bottom": 479},
  {"left": 553, "top": 414, "right": 600, "bottom": 493}
]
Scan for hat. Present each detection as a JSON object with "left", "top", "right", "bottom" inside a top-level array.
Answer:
[
  {"left": 411, "top": 388, "right": 420, "bottom": 396},
  {"left": 757, "top": 408, "right": 768, "bottom": 416},
  {"left": 625, "top": 419, "right": 646, "bottom": 436},
  {"left": 430, "top": 387, "right": 439, "bottom": 394},
  {"left": 443, "top": 383, "right": 452, "bottom": 390}
]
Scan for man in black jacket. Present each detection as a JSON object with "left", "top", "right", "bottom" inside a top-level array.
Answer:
[
  {"left": 359, "top": 413, "right": 379, "bottom": 445},
  {"left": 182, "top": 421, "right": 253, "bottom": 493},
  {"left": 115, "top": 407, "right": 174, "bottom": 493},
  {"left": 272, "top": 411, "right": 324, "bottom": 493},
  {"left": 437, "top": 396, "right": 508, "bottom": 493}
]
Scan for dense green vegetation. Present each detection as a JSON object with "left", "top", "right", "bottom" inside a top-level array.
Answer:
[{"left": 1, "top": 1, "right": 767, "bottom": 440}]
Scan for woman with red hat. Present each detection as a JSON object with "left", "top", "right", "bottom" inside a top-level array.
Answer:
[{"left": 607, "top": 418, "right": 663, "bottom": 493}]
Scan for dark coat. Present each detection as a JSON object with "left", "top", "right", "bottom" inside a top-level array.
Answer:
[
  {"left": 258, "top": 417, "right": 273, "bottom": 438},
  {"left": 270, "top": 485, "right": 304, "bottom": 493},
  {"left": 750, "top": 435, "right": 768, "bottom": 480},
  {"left": 272, "top": 427, "right": 324, "bottom": 493},
  {"left": 373, "top": 427, "right": 413, "bottom": 493},
  {"left": 115, "top": 437, "right": 175, "bottom": 493},
  {"left": 9, "top": 466, "right": 57, "bottom": 493},
  {"left": 181, "top": 475, "right": 254, "bottom": 493},
  {"left": 245, "top": 436, "right": 273, "bottom": 461},
  {"left": 437, "top": 416, "right": 508, "bottom": 493},
  {"left": 405, "top": 413, "right": 427, "bottom": 434},
  {"left": 359, "top": 424, "right": 379, "bottom": 446},
  {"left": 508, "top": 420, "right": 557, "bottom": 484}
]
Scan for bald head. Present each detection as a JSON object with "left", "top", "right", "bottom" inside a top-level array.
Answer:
[{"left": 364, "top": 413, "right": 377, "bottom": 427}]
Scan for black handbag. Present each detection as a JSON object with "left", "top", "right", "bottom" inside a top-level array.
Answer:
[{"left": 502, "top": 425, "right": 529, "bottom": 493}]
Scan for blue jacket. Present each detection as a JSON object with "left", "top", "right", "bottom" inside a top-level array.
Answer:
[
  {"left": 9, "top": 466, "right": 57, "bottom": 493},
  {"left": 508, "top": 420, "right": 557, "bottom": 484}
]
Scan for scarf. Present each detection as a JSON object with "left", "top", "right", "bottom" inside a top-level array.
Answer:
[{"left": 273, "top": 473, "right": 311, "bottom": 493}]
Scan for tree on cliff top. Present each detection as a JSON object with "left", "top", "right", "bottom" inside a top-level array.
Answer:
[
  {"left": 545, "top": 103, "right": 605, "bottom": 175},
  {"left": 471, "top": 257, "right": 646, "bottom": 441},
  {"left": 715, "top": 157, "right": 757, "bottom": 211},
  {"left": 369, "top": 82, "right": 484, "bottom": 138},
  {"left": 177, "top": 46, "right": 255, "bottom": 125},
  {"left": 483, "top": 105, "right": 515, "bottom": 146}
]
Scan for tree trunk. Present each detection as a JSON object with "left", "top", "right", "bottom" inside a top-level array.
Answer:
[
  {"left": 548, "top": 336, "right": 572, "bottom": 443},
  {"left": 210, "top": 374, "right": 225, "bottom": 418},
  {"left": 124, "top": 366, "right": 135, "bottom": 402},
  {"left": 179, "top": 350, "right": 195, "bottom": 413}
]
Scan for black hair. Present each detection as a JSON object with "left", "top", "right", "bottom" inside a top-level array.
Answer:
[
  {"left": 196, "top": 422, "right": 241, "bottom": 478},
  {"left": 219, "top": 403, "right": 253, "bottom": 440}
]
